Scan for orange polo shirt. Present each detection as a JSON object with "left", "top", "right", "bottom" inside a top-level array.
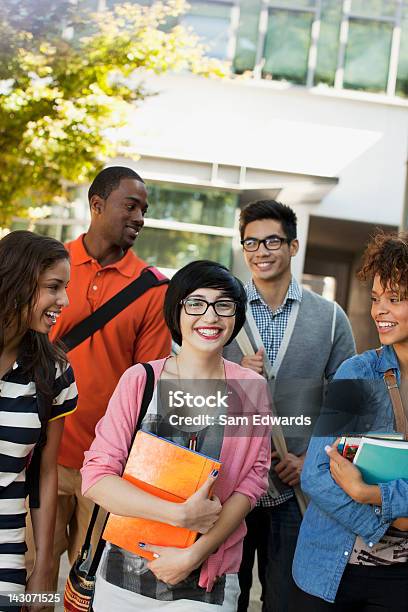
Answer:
[{"left": 51, "top": 235, "right": 171, "bottom": 469}]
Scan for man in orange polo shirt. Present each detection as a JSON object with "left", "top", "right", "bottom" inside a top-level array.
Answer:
[{"left": 28, "top": 166, "right": 171, "bottom": 585}]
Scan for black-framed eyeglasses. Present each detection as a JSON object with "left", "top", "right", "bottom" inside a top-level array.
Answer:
[
  {"left": 181, "top": 298, "right": 237, "bottom": 317},
  {"left": 240, "top": 235, "right": 290, "bottom": 252}
]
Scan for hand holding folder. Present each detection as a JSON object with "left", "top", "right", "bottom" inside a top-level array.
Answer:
[
  {"left": 180, "top": 472, "right": 221, "bottom": 532},
  {"left": 103, "top": 431, "right": 222, "bottom": 560}
]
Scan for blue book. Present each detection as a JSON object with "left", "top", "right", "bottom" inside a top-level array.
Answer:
[{"left": 353, "top": 437, "right": 408, "bottom": 485}]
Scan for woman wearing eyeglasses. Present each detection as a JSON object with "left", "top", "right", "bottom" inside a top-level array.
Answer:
[{"left": 81, "top": 260, "right": 271, "bottom": 611}]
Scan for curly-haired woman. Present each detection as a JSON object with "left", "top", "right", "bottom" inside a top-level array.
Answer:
[{"left": 291, "top": 231, "right": 408, "bottom": 611}]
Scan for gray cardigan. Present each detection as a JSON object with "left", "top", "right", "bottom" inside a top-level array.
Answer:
[{"left": 224, "top": 289, "right": 356, "bottom": 497}]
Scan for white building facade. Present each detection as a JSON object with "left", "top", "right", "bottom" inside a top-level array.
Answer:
[{"left": 19, "top": 0, "right": 408, "bottom": 350}]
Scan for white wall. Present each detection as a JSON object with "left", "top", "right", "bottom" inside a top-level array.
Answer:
[{"left": 124, "top": 73, "right": 408, "bottom": 227}]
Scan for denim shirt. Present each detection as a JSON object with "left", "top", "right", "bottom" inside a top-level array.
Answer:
[{"left": 292, "top": 344, "right": 408, "bottom": 603}]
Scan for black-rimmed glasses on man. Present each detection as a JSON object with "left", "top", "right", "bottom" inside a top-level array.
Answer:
[
  {"left": 240, "top": 235, "right": 290, "bottom": 252},
  {"left": 181, "top": 298, "right": 237, "bottom": 317}
]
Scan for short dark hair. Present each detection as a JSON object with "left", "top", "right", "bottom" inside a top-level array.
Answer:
[
  {"left": 239, "top": 200, "right": 297, "bottom": 241},
  {"left": 164, "top": 260, "right": 247, "bottom": 347},
  {"left": 88, "top": 166, "right": 145, "bottom": 202}
]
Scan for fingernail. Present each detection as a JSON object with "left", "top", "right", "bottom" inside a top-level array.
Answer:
[
  {"left": 211, "top": 469, "right": 219, "bottom": 477},
  {"left": 153, "top": 553, "right": 160, "bottom": 559},
  {"left": 324, "top": 445, "right": 331, "bottom": 453},
  {"left": 138, "top": 542, "right": 146, "bottom": 548}
]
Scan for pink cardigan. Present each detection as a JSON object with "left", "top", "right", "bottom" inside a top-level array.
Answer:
[{"left": 81, "top": 358, "right": 271, "bottom": 591}]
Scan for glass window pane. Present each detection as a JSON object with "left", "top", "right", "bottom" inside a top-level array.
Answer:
[
  {"left": 343, "top": 20, "right": 392, "bottom": 92},
  {"left": 33, "top": 222, "right": 77, "bottom": 242},
  {"left": 234, "top": 0, "right": 261, "bottom": 73},
  {"left": 60, "top": 225, "right": 77, "bottom": 243},
  {"left": 147, "top": 185, "right": 237, "bottom": 228},
  {"left": 32, "top": 223, "right": 62, "bottom": 239},
  {"left": 314, "top": 0, "right": 342, "bottom": 86},
  {"left": 10, "top": 220, "right": 30, "bottom": 231},
  {"left": 396, "top": 9, "right": 408, "bottom": 97},
  {"left": 134, "top": 227, "right": 233, "bottom": 269},
  {"left": 263, "top": 9, "right": 313, "bottom": 84},
  {"left": 105, "top": 0, "right": 150, "bottom": 8},
  {"left": 181, "top": 1, "right": 232, "bottom": 60},
  {"left": 269, "top": 0, "right": 316, "bottom": 7},
  {"left": 78, "top": 0, "right": 100, "bottom": 10},
  {"left": 350, "top": 0, "right": 397, "bottom": 18}
]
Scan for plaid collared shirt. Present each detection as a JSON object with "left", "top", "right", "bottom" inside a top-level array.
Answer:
[{"left": 245, "top": 277, "right": 303, "bottom": 507}]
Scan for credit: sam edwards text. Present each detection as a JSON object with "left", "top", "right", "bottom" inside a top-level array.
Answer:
[{"left": 168, "top": 414, "right": 312, "bottom": 427}]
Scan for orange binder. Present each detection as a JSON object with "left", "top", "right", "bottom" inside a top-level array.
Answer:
[{"left": 103, "top": 430, "right": 221, "bottom": 560}]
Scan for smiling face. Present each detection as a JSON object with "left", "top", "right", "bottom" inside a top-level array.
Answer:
[
  {"left": 242, "top": 219, "right": 298, "bottom": 283},
  {"left": 91, "top": 178, "right": 148, "bottom": 251},
  {"left": 28, "top": 259, "right": 70, "bottom": 334},
  {"left": 179, "top": 287, "right": 236, "bottom": 355},
  {"left": 371, "top": 274, "right": 408, "bottom": 349}
]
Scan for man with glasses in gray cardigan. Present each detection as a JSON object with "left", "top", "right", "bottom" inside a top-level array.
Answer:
[{"left": 224, "top": 200, "right": 356, "bottom": 612}]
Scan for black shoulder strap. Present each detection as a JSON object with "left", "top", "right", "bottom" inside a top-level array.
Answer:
[
  {"left": 61, "top": 269, "right": 168, "bottom": 352},
  {"left": 86, "top": 362, "right": 155, "bottom": 576}
]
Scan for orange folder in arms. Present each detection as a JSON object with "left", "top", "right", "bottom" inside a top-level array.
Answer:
[{"left": 103, "top": 430, "right": 221, "bottom": 560}]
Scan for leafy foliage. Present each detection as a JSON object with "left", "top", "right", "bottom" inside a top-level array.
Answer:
[{"left": 0, "top": 0, "right": 227, "bottom": 224}]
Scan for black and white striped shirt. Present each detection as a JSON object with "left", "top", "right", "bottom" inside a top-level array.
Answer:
[{"left": 0, "top": 359, "right": 77, "bottom": 602}]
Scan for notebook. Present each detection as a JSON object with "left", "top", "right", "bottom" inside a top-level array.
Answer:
[
  {"left": 103, "top": 430, "right": 221, "bottom": 560},
  {"left": 353, "top": 437, "right": 408, "bottom": 485},
  {"left": 338, "top": 432, "right": 404, "bottom": 461}
]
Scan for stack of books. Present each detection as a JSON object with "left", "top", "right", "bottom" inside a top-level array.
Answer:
[{"left": 338, "top": 433, "right": 408, "bottom": 484}]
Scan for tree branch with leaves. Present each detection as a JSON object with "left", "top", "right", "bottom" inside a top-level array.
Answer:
[{"left": 0, "top": 0, "right": 227, "bottom": 225}]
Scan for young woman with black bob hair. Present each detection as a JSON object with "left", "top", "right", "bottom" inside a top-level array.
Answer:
[
  {"left": 82, "top": 259, "right": 271, "bottom": 611},
  {"left": 0, "top": 231, "right": 77, "bottom": 606}
]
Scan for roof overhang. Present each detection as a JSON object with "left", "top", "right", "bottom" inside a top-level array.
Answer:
[{"left": 115, "top": 153, "right": 338, "bottom": 206}]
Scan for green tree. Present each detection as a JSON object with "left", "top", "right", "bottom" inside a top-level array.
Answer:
[{"left": 0, "top": 0, "right": 227, "bottom": 225}]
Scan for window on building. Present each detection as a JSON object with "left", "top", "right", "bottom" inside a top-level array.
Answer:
[
  {"left": 350, "top": 0, "right": 397, "bottom": 19},
  {"left": 11, "top": 185, "right": 237, "bottom": 274},
  {"left": 78, "top": 0, "right": 101, "bottom": 9},
  {"left": 136, "top": 184, "right": 237, "bottom": 271},
  {"left": 268, "top": 0, "right": 316, "bottom": 7},
  {"left": 314, "top": 0, "right": 342, "bottom": 87},
  {"left": 396, "top": 4, "right": 408, "bottom": 96},
  {"left": 263, "top": 7, "right": 314, "bottom": 84},
  {"left": 343, "top": 19, "right": 393, "bottom": 93},
  {"left": 10, "top": 219, "right": 78, "bottom": 243},
  {"left": 147, "top": 184, "right": 237, "bottom": 228},
  {"left": 102, "top": 0, "right": 236, "bottom": 60},
  {"left": 232, "top": 0, "right": 408, "bottom": 99},
  {"left": 234, "top": 0, "right": 262, "bottom": 73},
  {"left": 104, "top": 0, "right": 150, "bottom": 8},
  {"left": 135, "top": 227, "right": 233, "bottom": 269},
  {"left": 180, "top": 1, "right": 235, "bottom": 60}
]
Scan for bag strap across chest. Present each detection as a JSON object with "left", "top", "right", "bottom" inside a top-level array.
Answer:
[
  {"left": 376, "top": 348, "right": 408, "bottom": 440},
  {"left": 61, "top": 268, "right": 168, "bottom": 352},
  {"left": 383, "top": 370, "right": 408, "bottom": 440}
]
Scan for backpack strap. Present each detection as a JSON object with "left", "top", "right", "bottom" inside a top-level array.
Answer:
[
  {"left": 61, "top": 268, "right": 168, "bottom": 352},
  {"left": 86, "top": 362, "right": 155, "bottom": 577},
  {"left": 376, "top": 347, "right": 408, "bottom": 440}
]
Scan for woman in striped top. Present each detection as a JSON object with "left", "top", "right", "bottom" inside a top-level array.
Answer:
[{"left": 0, "top": 231, "right": 77, "bottom": 609}]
